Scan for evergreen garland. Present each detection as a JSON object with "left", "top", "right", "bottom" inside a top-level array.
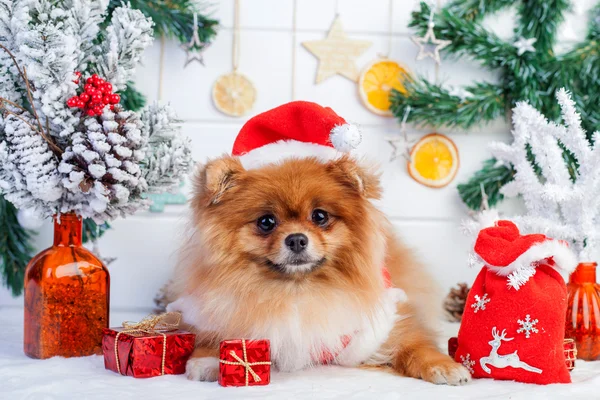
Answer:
[
  {"left": 391, "top": 1, "right": 600, "bottom": 210},
  {"left": 0, "top": 197, "right": 33, "bottom": 297}
]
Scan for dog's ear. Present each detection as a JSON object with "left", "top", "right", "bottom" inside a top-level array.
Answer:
[
  {"left": 327, "top": 155, "right": 382, "bottom": 199},
  {"left": 194, "top": 155, "right": 245, "bottom": 205}
]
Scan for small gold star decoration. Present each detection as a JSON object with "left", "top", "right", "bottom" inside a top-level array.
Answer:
[
  {"left": 302, "top": 16, "right": 372, "bottom": 83},
  {"left": 181, "top": 13, "right": 210, "bottom": 68},
  {"left": 411, "top": 20, "right": 451, "bottom": 65}
]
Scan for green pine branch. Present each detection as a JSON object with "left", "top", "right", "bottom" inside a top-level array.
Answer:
[
  {"left": 515, "top": 0, "right": 569, "bottom": 57},
  {"left": 444, "top": 0, "right": 516, "bottom": 22},
  {"left": 457, "top": 159, "right": 514, "bottom": 210},
  {"left": 82, "top": 219, "right": 111, "bottom": 244},
  {"left": 399, "top": 1, "right": 600, "bottom": 211},
  {"left": 390, "top": 80, "right": 506, "bottom": 129},
  {"left": 109, "top": 0, "right": 218, "bottom": 46},
  {"left": 119, "top": 82, "right": 147, "bottom": 112},
  {"left": 0, "top": 196, "right": 34, "bottom": 296},
  {"left": 410, "top": 2, "right": 514, "bottom": 70}
]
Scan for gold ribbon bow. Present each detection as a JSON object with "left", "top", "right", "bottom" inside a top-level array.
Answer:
[
  {"left": 114, "top": 312, "right": 182, "bottom": 376},
  {"left": 219, "top": 339, "right": 272, "bottom": 386}
]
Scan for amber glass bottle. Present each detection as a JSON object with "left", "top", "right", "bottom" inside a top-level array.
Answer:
[
  {"left": 24, "top": 213, "right": 110, "bottom": 359},
  {"left": 565, "top": 262, "right": 600, "bottom": 360}
]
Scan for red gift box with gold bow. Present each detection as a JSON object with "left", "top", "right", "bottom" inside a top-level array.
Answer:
[
  {"left": 218, "top": 339, "right": 271, "bottom": 387},
  {"left": 102, "top": 312, "right": 196, "bottom": 378}
]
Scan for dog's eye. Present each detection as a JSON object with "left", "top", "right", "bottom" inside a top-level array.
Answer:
[
  {"left": 311, "top": 209, "right": 329, "bottom": 226},
  {"left": 257, "top": 214, "right": 277, "bottom": 233}
]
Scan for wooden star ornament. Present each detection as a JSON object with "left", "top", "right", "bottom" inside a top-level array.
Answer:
[
  {"left": 302, "top": 17, "right": 372, "bottom": 83},
  {"left": 411, "top": 22, "right": 451, "bottom": 65}
]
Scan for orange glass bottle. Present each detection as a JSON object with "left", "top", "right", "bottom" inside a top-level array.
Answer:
[
  {"left": 565, "top": 262, "right": 600, "bottom": 360},
  {"left": 24, "top": 213, "right": 110, "bottom": 359}
]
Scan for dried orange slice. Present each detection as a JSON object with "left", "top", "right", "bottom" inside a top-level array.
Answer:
[
  {"left": 212, "top": 72, "right": 256, "bottom": 117},
  {"left": 408, "top": 133, "right": 459, "bottom": 188},
  {"left": 358, "top": 59, "right": 410, "bottom": 116}
]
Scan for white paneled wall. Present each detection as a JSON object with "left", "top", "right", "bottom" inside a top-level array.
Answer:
[{"left": 1, "top": 0, "right": 597, "bottom": 309}]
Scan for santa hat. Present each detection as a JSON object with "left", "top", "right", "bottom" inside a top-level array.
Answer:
[
  {"left": 232, "top": 101, "right": 361, "bottom": 169},
  {"left": 473, "top": 220, "right": 577, "bottom": 290}
]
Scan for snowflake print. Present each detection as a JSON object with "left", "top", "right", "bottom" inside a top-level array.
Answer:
[
  {"left": 470, "top": 293, "right": 490, "bottom": 313},
  {"left": 460, "top": 354, "right": 475, "bottom": 374},
  {"left": 517, "top": 315, "right": 539, "bottom": 338}
]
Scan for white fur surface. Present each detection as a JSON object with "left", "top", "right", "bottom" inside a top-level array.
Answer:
[
  {"left": 237, "top": 140, "right": 343, "bottom": 170},
  {"left": 3, "top": 308, "right": 599, "bottom": 399},
  {"left": 168, "top": 287, "right": 406, "bottom": 372},
  {"left": 186, "top": 357, "right": 220, "bottom": 381}
]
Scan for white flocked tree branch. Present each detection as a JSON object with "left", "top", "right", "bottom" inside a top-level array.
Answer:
[{"left": 489, "top": 89, "right": 600, "bottom": 261}]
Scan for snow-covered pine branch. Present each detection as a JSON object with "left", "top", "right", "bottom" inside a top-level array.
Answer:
[
  {"left": 0, "top": 0, "right": 31, "bottom": 107},
  {"left": 140, "top": 103, "right": 193, "bottom": 194},
  {"left": 0, "top": 113, "right": 62, "bottom": 216},
  {"left": 64, "top": 0, "right": 109, "bottom": 72},
  {"left": 95, "top": 6, "right": 153, "bottom": 91},
  {"left": 489, "top": 89, "right": 600, "bottom": 261},
  {"left": 17, "top": 0, "right": 80, "bottom": 137}
]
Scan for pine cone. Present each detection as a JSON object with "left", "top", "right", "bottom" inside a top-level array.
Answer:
[
  {"left": 443, "top": 283, "right": 470, "bottom": 322},
  {"left": 58, "top": 105, "right": 148, "bottom": 221}
]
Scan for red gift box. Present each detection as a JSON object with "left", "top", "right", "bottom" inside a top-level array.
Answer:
[
  {"left": 102, "top": 313, "right": 196, "bottom": 378},
  {"left": 218, "top": 339, "right": 271, "bottom": 387}
]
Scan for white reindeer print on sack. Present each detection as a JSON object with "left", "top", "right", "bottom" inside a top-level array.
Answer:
[{"left": 480, "top": 327, "right": 542, "bottom": 375}]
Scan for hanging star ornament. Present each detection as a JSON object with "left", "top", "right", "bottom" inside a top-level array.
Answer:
[
  {"left": 385, "top": 134, "right": 415, "bottom": 162},
  {"left": 411, "top": 21, "right": 451, "bottom": 65},
  {"left": 182, "top": 13, "right": 210, "bottom": 67},
  {"left": 302, "top": 16, "right": 372, "bottom": 83}
]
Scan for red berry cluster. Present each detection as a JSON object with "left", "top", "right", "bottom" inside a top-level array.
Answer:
[{"left": 67, "top": 73, "right": 121, "bottom": 117}]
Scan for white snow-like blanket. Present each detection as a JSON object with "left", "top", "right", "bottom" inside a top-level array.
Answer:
[{"left": 2, "top": 308, "right": 600, "bottom": 400}]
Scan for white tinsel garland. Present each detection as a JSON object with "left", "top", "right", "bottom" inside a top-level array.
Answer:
[{"left": 489, "top": 89, "right": 600, "bottom": 261}]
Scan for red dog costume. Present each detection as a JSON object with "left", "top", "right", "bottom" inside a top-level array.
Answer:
[{"left": 455, "top": 220, "right": 577, "bottom": 384}]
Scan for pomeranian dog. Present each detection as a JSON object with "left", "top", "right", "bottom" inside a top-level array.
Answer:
[{"left": 165, "top": 102, "right": 469, "bottom": 385}]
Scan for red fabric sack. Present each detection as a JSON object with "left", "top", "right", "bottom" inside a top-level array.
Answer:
[{"left": 455, "top": 220, "right": 577, "bottom": 384}]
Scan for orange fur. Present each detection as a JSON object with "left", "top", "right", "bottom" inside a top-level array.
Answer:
[{"left": 167, "top": 155, "right": 469, "bottom": 385}]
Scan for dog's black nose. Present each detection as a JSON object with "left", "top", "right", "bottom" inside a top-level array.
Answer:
[{"left": 285, "top": 233, "right": 308, "bottom": 253}]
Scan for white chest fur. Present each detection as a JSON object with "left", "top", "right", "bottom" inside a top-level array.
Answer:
[{"left": 168, "top": 287, "right": 406, "bottom": 372}]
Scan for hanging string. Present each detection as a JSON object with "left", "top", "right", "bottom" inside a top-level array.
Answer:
[
  {"left": 291, "top": 0, "right": 297, "bottom": 100},
  {"left": 232, "top": 0, "right": 240, "bottom": 72},
  {"left": 381, "top": 0, "right": 394, "bottom": 59},
  {"left": 334, "top": 0, "right": 340, "bottom": 16},
  {"left": 400, "top": 105, "right": 411, "bottom": 145},
  {"left": 433, "top": 0, "right": 440, "bottom": 80},
  {"left": 157, "top": 35, "right": 165, "bottom": 101}
]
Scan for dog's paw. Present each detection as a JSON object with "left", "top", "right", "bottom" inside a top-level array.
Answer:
[
  {"left": 186, "top": 357, "right": 220, "bottom": 382},
  {"left": 422, "top": 360, "right": 471, "bottom": 386}
]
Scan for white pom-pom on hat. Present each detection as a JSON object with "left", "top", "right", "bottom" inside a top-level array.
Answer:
[{"left": 330, "top": 124, "right": 362, "bottom": 152}]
